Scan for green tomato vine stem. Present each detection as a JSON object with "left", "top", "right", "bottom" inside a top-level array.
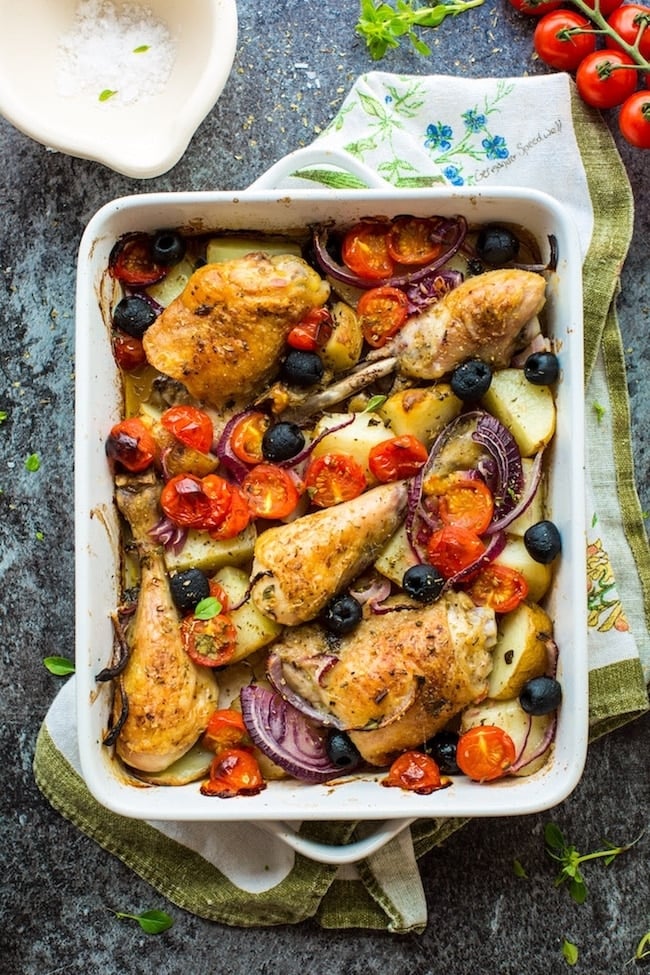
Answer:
[{"left": 568, "top": 0, "right": 650, "bottom": 72}]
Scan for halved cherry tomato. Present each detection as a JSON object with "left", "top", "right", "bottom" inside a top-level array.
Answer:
[
  {"left": 387, "top": 216, "right": 444, "bottom": 266},
  {"left": 161, "top": 473, "right": 231, "bottom": 530},
  {"left": 161, "top": 405, "right": 214, "bottom": 454},
  {"left": 576, "top": 50, "right": 638, "bottom": 110},
  {"left": 105, "top": 417, "right": 157, "bottom": 473},
  {"left": 465, "top": 563, "right": 529, "bottom": 614},
  {"left": 606, "top": 4, "right": 650, "bottom": 60},
  {"left": 229, "top": 411, "right": 270, "bottom": 465},
  {"left": 287, "top": 307, "right": 333, "bottom": 351},
  {"left": 508, "top": 0, "right": 564, "bottom": 16},
  {"left": 305, "top": 453, "right": 367, "bottom": 507},
  {"left": 112, "top": 331, "right": 147, "bottom": 371},
  {"left": 181, "top": 613, "right": 237, "bottom": 668},
  {"left": 382, "top": 751, "right": 449, "bottom": 794},
  {"left": 201, "top": 708, "right": 250, "bottom": 753},
  {"left": 341, "top": 222, "right": 394, "bottom": 281},
  {"left": 368, "top": 435, "right": 428, "bottom": 482},
  {"left": 533, "top": 10, "right": 597, "bottom": 72},
  {"left": 200, "top": 747, "right": 266, "bottom": 798},
  {"left": 456, "top": 725, "right": 517, "bottom": 782},
  {"left": 437, "top": 477, "right": 494, "bottom": 535},
  {"left": 426, "top": 525, "right": 486, "bottom": 579},
  {"left": 241, "top": 464, "right": 301, "bottom": 519},
  {"left": 208, "top": 486, "right": 252, "bottom": 539},
  {"left": 109, "top": 232, "right": 166, "bottom": 286},
  {"left": 357, "top": 286, "right": 409, "bottom": 348}
]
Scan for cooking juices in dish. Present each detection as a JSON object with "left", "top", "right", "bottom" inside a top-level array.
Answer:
[{"left": 100, "top": 216, "right": 563, "bottom": 798}]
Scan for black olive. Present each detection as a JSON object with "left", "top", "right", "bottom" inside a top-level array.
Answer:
[
  {"left": 112, "top": 295, "right": 157, "bottom": 338},
  {"left": 524, "top": 351, "right": 560, "bottom": 386},
  {"left": 262, "top": 421, "right": 306, "bottom": 462},
  {"left": 524, "top": 520, "right": 562, "bottom": 564},
  {"left": 281, "top": 349, "right": 324, "bottom": 387},
  {"left": 402, "top": 563, "right": 445, "bottom": 603},
  {"left": 322, "top": 594, "right": 363, "bottom": 636},
  {"left": 326, "top": 731, "right": 361, "bottom": 769},
  {"left": 426, "top": 730, "right": 461, "bottom": 775},
  {"left": 169, "top": 568, "right": 210, "bottom": 613},
  {"left": 476, "top": 224, "right": 520, "bottom": 266},
  {"left": 151, "top": 229, "right": 186, "bottom": 266},
  {"left": 520, "top": 676, "right": 562, "bottom": 715},
  {"left": 450, "top": 359, "right": 493, "bottom": 401}
]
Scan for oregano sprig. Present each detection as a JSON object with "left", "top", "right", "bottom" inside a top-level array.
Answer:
[
  {"left": 544, "top": 822, "right": 643, "bottom": 904},
  {"left": 356, "top": 0, "right": 485, "bottom": 60}
]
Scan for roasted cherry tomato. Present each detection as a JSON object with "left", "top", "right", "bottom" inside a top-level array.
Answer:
[
  {"left": 426, "top": 525, "right": 486, "bottom": 579},
  {"left": 437, "top": 476, "right": 494, "bottom": 535},
  {"left": 533, "top": 10, "right": 596, "bottom": 71},
  {"left": 465, "top": 562, "right": 529, "bottom": 614},
  {"left": 387, "top": 216, "right": 444, "bottom": 266},
  {"left": 112, "top": 330, "right": 147, "bottom": 371},
  {"left": 456, "top": 725, "right": 517, "bottom": 782},
  {"left": 241, "top": 463, "right": 301, "bottom": 519},
  {"left": 368, "top": 435, "right": 428, "bottom": 482},
  {"left": 507, "top": 0, "right": 564, "bottom": 15},
  {"left": 208, "top": 486, "right": 252, "bottom": 540},
  {"left": 229, "top": 411, "right": 271, "bottom": 465},
  {"left": 287, "top": 307, "right": 333, "bottom": 351},
  {"left": 161, "top": 473, "right": 230, "bottom": 530},
  {"left": 576, "top": 50, "right": 638, "bottom": 110},
  {"left": 161, "top": 405, "right": 214, "bottom": 454},
  {"left": 382, "top": 751, "right": 448, "bottom": 794},
  {"left": 618, "top": 90, "right": 650, "bottom": 149},
  {"left": 305, "top": 453, "right": 367, "bottom": 507},
  {"left": 109, "top": 232, "right": 166, "bottom": 286},
  {"left": 181, "top": 613, "right": 237, "bottom": 668},
  {"left": 605, "top": 4, "right": 650, "bottom": 60},
  {"left": 105, "top": 417, "right": 157, "bottom": 473},
  {"left": 201, "top": 709, "right": 250, "bottom": 753},
  {"left": 200, "top": 747, "right": 266, "bottom": 798},
  {"left": 341, "top": 222, "right": 394, "bottom": 281},
  {"left": 357, "top": 285, "right": 409, "bottom": 348}
]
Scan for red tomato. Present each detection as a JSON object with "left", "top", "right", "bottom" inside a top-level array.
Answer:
[
  {"left": 357, "top": 285, "right": 409, "bottom": 348},
  {"left": 200, "top": 748, "right": 266, "bottom": 798},
  {"left": 229, "top": 412, "right": 270, "bottom": 465},
  {"left": 160, "top": 405, "right": 214, "bottom": 454},
  {"left": 533, "top": 10, "right": 597, "bottom": 71},
  {"left": 508, "top": 0, "right": 564, "bottom": 16},
  {"left": 201, "top": 709, "right": 250, "bottom": 753},
  {"left": 387, "top": 216, "right": 444, "bottom": 266},
  {"left": 382, "top": 751, "right": 448, "bottom": 795},
  {"left": 105, "top": 417, "right": 157, "bottom": 473},
  {"left": 109, "top": 232, "right": 166, "bottom": 286},
  {"left": 341, "top": 222, "right": 394, "bottom": 281},
  {"left": 426, "top": 525, "right": 486, "bottom": 579},
  {"left": 161, "top": 473, "right": 231, "bottom": 529},
  {"left": 181, "top": 613, "right": 237, "bottom": 668},
  {"left": 208, "top": 486, "right": 252, "bottom": 539},
  {"left": 456, "top": 725, "right": 517, "bottom": 782},
  {"left": 241, "top": 464, "right": 301, "bottom": 519},
  {"left": 581, "top": 0, "right": 624, "bottom": 17},
  {"left": 606, "top": 4, "right": 650, "bottom": 60},
  {"left": 368, "top": 435, "right": 429, "bottom": 482},
  {"left": 305, "top": 453, "right": 367, "bottom": 507},
  {"left": 465, "top": 562, "right": 529, "bottom": 614},
  {"left": 618, "top": 90, "right": 650, "bottom": 149},
  {"left": 287, "top": 307, "right": 333, "bottom": 351},
  {"left": 112, "top": 331, "right": 147, "bottom": 371},
  {"left": 437, "top": 477, "right": 494, "bottom": 535},
  {"left": 576, "top": 50, "right": 638, "bottom": 109}
]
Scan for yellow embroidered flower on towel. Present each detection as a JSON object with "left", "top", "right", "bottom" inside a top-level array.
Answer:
[{"left": 587, "top": 538, "right": 630, "bottom": 634}]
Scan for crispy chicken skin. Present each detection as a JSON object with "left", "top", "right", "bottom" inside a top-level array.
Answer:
[
  {"left": 112, "top": 471, "right": 219, "bottom": 773},
  {"left": 250, "top": 481, "right": 409, "bottom": 626},
  {"left": 271, "top": 591, "right": 497, "bottom": 766},
  {"left": 142, "top": 252, "right": 330, "bottom": 407}
]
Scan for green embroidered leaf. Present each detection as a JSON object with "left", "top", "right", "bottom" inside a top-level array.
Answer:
[{"left": 290, "top": 168, "right": 368, "bottom": 189}]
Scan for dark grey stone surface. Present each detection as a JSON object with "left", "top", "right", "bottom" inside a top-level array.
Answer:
[{"left": 1, "top": 2, "right": 648, "bottom": 973}]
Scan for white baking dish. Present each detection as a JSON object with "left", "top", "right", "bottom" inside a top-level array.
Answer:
[{"left": 75, "top": 156, "right": 587, "bottom": 864}]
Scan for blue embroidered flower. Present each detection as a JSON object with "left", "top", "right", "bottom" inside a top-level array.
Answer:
[
  {"left": 462, "top": 109, "right": 486, "bottom": 133},
  {"left": 444, "top": 165, "right": 464, "bottom": 186},
  {"left": 424, "top": 122, "right": 453, "bottom": 151},
  {"left": 482, "top": 135, "right": 509, "bottom": 160}
]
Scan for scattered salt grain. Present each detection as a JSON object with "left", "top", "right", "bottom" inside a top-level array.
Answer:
[{"left": 56, "top": 0, "right": 177, "bottom": 107}]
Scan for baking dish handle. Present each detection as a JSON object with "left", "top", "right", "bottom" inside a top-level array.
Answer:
[
  {"left": 248, "top": 145, "right": 390, "bottom": 191},
  {"left": 253, "top": 817, "right": 416, "bottom": 865}
]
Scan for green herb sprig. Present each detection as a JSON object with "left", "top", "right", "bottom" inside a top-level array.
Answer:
[
  {"left": 356, "top": 0, "right": 485, "bottom": 60},
  {"left": 545, "top": 822, "right": 643, "bottom": 904}
]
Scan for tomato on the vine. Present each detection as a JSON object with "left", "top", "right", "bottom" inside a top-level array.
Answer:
[
  {"left": 161, "top": 404, "right": 214, "bottom": 454},
  {"left": 533, "top": 10, "right": 596, "bottom": 71},
  {"left": 368, "top": 435, "right": 429, "bottom": 482},
  {"left": 357, "top": 285, "right": 409, "bottom": 348},
  {"left": 576, "top": 50, "right": 638, "bottom": 109},
  {"left": 580, "top": 0, "right": 624, "bottom": 18},
  {"left": 605, "top": 4, "right": 650, "bottom": 61},
  {"left": 341, "top": 222, "right": 394, "bottom": 281},
  {"left": 305, "top": 453, "right": 367, "bottom": 507},
  {"left": 507, "top": 0, "right": 564, "bottom": 16},
  {"left": 456, "top": 725, "right": 517, "bottom": 782},
  {"left": 382, "top": 751, "right": 448, "bottom": 794},
  {"left": 618, "top": 90, "right": 650, "bottom": 148}
]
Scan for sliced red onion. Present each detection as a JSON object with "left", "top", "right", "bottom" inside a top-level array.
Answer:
[
  {"left": 148, "top": 515, "right": 187, "bottom": 553},
  {"left": 472, "top": 412, "right": 524, "bottom": 527},
  {"left": 403, "top": 268, "right": 463, "bottom": 314},
  {"left": 487, "top": 449, "right": 544, "bottom": 534},
  {"left": 509, "top": 714, "right": 557, "bottom": 774},
  {"left": 266, "top": 652, "right": 347, "bottom": 730},
  {"left": 278, "top": 413, "right": 356, "bottom": 470},
  {"left": 239, "top": 684, "right": 343, "bottom": 783},
  {"left": 349, "top": 577, "right": 392, "bottom": 609}
]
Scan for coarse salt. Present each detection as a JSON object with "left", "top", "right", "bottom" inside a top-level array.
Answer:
[{"left": 56, "top": 0, "right": 177, "bottom": 107}]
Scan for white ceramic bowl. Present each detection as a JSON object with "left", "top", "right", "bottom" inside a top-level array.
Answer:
[
  {"left": 75, "top": 169, "right": 588, "bottom": 864},
  {"left": 0, "top": 0, "right": 237, "bottom": 178}
]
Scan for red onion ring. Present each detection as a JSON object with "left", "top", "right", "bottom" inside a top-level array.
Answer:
[
  {"left": 266, "top": 652, "right": 348, "bottom": 730},
  {"left": 509, "top": 714, "right": 557, "bottom": 774}
]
